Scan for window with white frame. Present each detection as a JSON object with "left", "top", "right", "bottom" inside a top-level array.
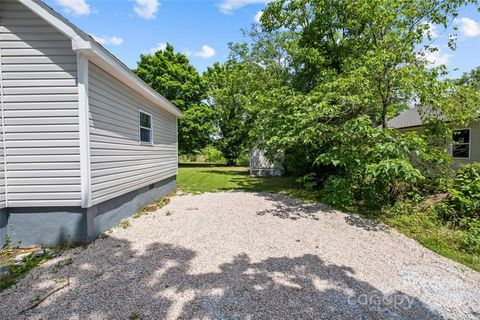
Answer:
[
  {"left": 452, "top": 129, "right": 470, "bottom": 158},
  {"left": 139, "top": 110, "right": 152, "bottom": 144}
]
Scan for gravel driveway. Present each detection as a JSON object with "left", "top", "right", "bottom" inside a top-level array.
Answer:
[{"left": 1, "top": 192, "right": 479, "bottom": 320}]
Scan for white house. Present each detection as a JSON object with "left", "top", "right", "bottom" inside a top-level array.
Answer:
[{"left": 0, "top": 0, "right": 181, "bottom": 246}]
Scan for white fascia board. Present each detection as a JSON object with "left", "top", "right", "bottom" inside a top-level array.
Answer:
[
  {"left": 78, "top": 43, "right": 182, "bottom": 117},
  {"left": 21, "top": 0, "right": 182, "bottom": 118}
]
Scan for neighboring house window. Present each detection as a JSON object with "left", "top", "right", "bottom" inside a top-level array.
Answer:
[
  {"left": 139, "top": 110, "right": 153, "bottom": 144},
  {"left": 452, "top": 129, "right": 470, "bottom": 158}
]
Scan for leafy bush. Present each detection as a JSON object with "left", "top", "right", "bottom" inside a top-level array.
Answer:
[
  {"left": 446, "top": 163, "right": 480, "bottom": 220},
  {"left": 432, "top": 163, "right": 480, "bottom": 225},
  {"left": 296, "top": 173, "right": 318, "bottom": 191},
  {"left": 316, "top": 117, "right": 451, "bottom": 209},
  {"left": 418, "top": 164, "right": 480, "bottom": 256},
  {"left": 284, "top": 145, "right": 325, "bottom": 178},
  {"left": 235, "top": 150, "right": 250, "bottom": 166},
  {"left": 461, "top": 218, "right": 480, "bottom": 254},
  {"left": 179, "top": 154, "right": 198, "bottom": 163},
  {"left": 320, "top": 175, "right": 355, "bottom": 209},
  {"left": 433, "top": 201, "right": 455, "bottom": 221},
  {"left": 202, "top": 146, "right": 226, "bottom": 164}
]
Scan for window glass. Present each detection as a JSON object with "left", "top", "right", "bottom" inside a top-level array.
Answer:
[
  {"left": 140, "top": 112, "right": 151, "bottom": 128},
  {"left": 139, "top": 111, "right": 152, "bottom": 144},
  {"left": 140, "top": 128, "right": 151, "bottom": 143},
  {"left": 453, "top": 144, "right": 469, "bottom": 158},
  {"left": 453, "top": 129, "right": 469, "bottom": 144},
  {"left": 452, "top": 129, "right": 470, "bottom": 158}
]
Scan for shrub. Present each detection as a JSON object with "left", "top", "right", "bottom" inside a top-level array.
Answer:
[
  {"left": 320, "top": 175, "right": 355, "bottom": 209},
  {"left": 235, "top": 150, "right": 250, "bottom": 166},
  {"left": 434, "top": 163, "right": 480, "bottom": 223},
  {"left": 202, "top": 146, "right": 226, "bottom": 164},
  {"left": 462, "top": 218, "right": 480, "bottom": 254},
  {"left": 316, "top": 116, "right": 450, "bottom": 209},
  {"left": 448, "top": 163, "right": 480, "bottom": 219},
  {"left": 296, "top": 173, "right": 318, "bottom": 190}
]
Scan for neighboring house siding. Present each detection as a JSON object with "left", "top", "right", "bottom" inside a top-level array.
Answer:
[
  {"left": 88, "top": 62, "right": 178, "bottom": 205},
  {"left": 400, "top": 123, "right": 480, "bottom": 166},
  {"left": 0, "top": 0, "right": 81, "bottom": 207},
  {"left": 453, "top": 122, "right": 480, "bottom": 166}
]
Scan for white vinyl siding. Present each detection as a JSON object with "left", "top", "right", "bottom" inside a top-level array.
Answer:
[
  {"left": 0, "top": 120, "right": 5, "bottom": 209},
  {"left": 88, "top": 62, "right": 178, "bottom": 205},
  {"left": 0, "top": 0, "right": 81, "bottom": 207}
]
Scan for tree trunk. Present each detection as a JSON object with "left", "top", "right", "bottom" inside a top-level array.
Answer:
[
  {"left": 381, "top": 81, "right": 391, "bottom": 129},
  {"left": 381, "top": 103, "right": 388, "bottom": 129}
]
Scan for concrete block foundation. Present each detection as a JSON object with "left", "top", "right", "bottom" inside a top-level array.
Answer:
[{"left": 0, "top": 176, "right": 176, "bottom": 247}]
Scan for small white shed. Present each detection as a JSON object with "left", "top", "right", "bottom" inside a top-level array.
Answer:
[
  {"left": 0, "top": 0, "right": 181, "bottom": 246},
  {"left": 249, "top": 148, "right": 284, "bottom": 177}
]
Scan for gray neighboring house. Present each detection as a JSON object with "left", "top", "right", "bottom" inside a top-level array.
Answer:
[
  {"left": 387, "top": 107, "right": 479, "bottom": 166},
  {"left": 0, "top": 0, "right": 182, "bottom": 246}
]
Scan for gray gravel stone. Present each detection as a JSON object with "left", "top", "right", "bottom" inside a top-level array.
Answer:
[{"left": 0, "top": 192, "right": 478, "bottom": 320}]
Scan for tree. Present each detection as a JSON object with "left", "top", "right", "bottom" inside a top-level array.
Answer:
[
  {"left": 135, "top": 44, "right": 214, "bottom": 155},
  {"left": 260, "top": 0, "right": 478, "bottom": 128},
  {"left": 204, "top": 62, "right": 250, "bottom": 165},
  {"left": 228, "top": 0, "right": 480, "bottom": 207},
  {"left": 456, "top": 66, "right": 480, "bottom": 89}
]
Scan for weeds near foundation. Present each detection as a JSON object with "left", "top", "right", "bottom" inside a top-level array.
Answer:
[
  {"left": 1, "top": 235, "right": 12, "bottom": 250},
  {"left": 1, "top": 251, "right": 54, "bottom": 292},
  {"left": 155, "top": 196, "right": 171, "bottom": 208},
  {"left": 132, "top": 208, "right": 148, "bottom": 219},
  {"left": 132, "top": 196, "right": 171, "bottom": 220},
  {"left": 98, "top": 232, "right": 110, "bottom": 239},
  {"left": 165, "top": 210, "right": 172, "bottom": 216},
  {"left": 117, "top": 220, "right": 131, "bottom": 229}
]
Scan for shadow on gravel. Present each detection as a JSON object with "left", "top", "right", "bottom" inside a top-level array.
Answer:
[
  {"left": 255, "top": 192, "right": 336, "bottom": 221},
  {"left": 344, "top": 214, "right": 390, "bottom": 232},
  {"left": 255, "top": 192, "right": 391, "bottom": 233},
  {"left": 2, "top": 238, "right": 444, "bottom": 319}
]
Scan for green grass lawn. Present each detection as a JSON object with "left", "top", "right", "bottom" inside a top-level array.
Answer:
[
  {"left": 177, "top": 163, "right": 317, "bottom": 200},
  {"left": 177, "top": 163, "right": 479, "bottom": 271}
]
